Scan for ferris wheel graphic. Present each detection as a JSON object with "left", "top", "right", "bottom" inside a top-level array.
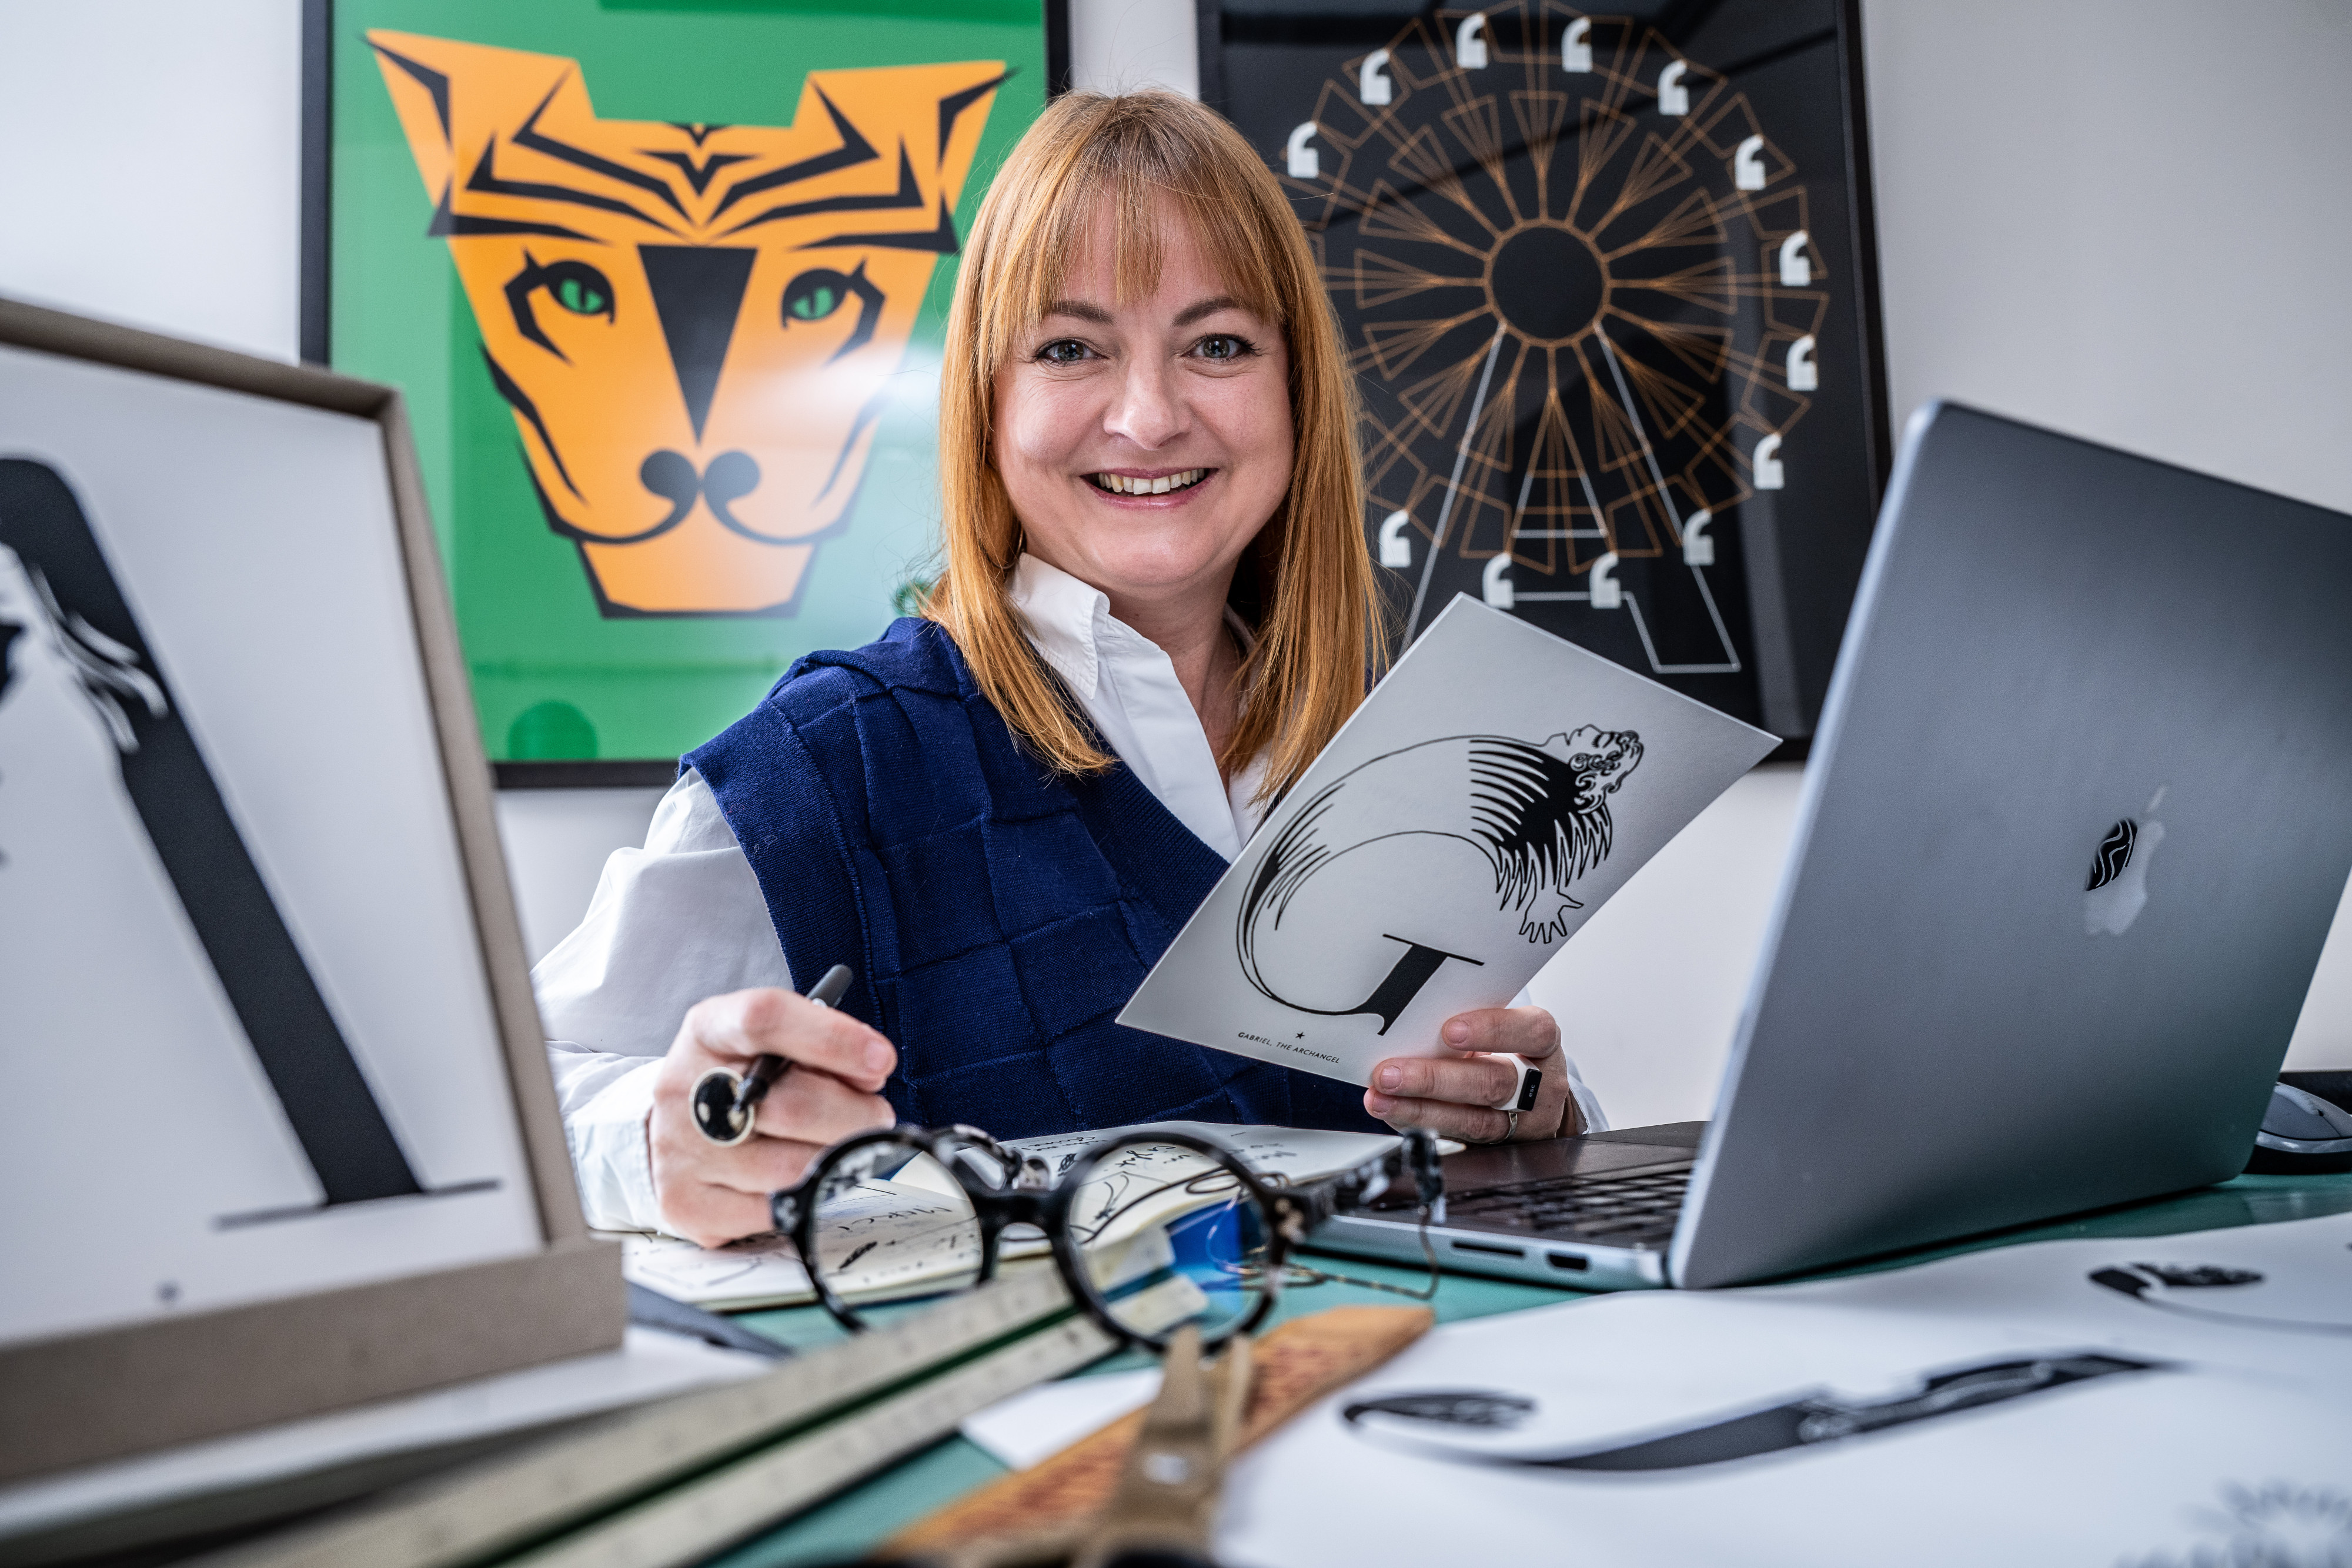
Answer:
[{"left": 1281, "top": 3, "right": 1829, "bottom": 677}]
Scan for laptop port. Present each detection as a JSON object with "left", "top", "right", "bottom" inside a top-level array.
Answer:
[
  {"left": 1546, "top": 1252, "right": 1589, "bottom": 1272},
  {"left": 1450, "top": 1240, "right": 1525, "bottom": 1259}
]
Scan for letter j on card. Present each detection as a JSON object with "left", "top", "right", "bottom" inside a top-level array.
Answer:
[{"left": 1121, "top": 597, "right": 1777, "bottom": 1086}]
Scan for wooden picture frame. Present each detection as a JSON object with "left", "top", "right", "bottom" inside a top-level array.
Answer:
[{"left": 0, "top": 297, "right": 621, "bottom": 1486}]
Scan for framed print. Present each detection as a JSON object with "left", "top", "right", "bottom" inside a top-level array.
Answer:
[
  {"left": 1205, "top": 0, "right": 1892, "bottom": 745},
  {"left": 313, "top": 0, "right": 1052, "bottom": 780},
  {"left": 0, "top": 299, "right": 618, "bottom": 1483}
]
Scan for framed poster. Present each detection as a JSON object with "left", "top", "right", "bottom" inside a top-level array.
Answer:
[
  {"left": 0, "top": 299, "right": 617, "bottom": 1483},
  {"left": 311, "top": 0, "right": 1053, "bottom": 781},
  {"left": 1205, "top": 0, "right": 1891, "bottom": 745}
]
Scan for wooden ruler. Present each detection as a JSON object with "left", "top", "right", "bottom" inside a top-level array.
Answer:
[
  {"left": 886, "top": 1304, "right": 1434, "bottom": 1556},
  {"left": 196, "top": 1268, "right": 1098, "bottom": 1568}
]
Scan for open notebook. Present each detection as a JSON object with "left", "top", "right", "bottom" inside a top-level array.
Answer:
[{"left": 612, "top": 1124, "right": 1405, "bottom": 1311}]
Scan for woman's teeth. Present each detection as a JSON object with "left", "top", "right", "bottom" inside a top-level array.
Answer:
[{"left": 1090, "top": 469, "right": 1207, "bottom": 496}]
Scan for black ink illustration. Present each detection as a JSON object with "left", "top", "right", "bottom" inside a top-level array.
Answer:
[
  {"left": 1344, "top": 1354, "right": 2160, "bottom": 1473},
  {"left": 0, "top": 459, "right": 435, "bottom": 1216},
  {"left": 2090, "top": 1262, "right": 2352, "bottom": 1338},
  {"left": 2119, "top": 1483, "right": 2352, "bottom": 1568},
  {"left": 1237, "top": 728, "right": 1641, "bottom": 1032}
]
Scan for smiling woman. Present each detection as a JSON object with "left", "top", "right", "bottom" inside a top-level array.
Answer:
[
  {"left": 531, "top": 92, "right": 1600, "bottom": 1249},
  {"left": 930, "top": 91, "right": 1372, "bottom": 802}
]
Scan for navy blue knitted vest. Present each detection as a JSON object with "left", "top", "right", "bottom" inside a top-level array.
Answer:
[{"left": 684, "top": 617, "right": 1383, "bottom": 1140}]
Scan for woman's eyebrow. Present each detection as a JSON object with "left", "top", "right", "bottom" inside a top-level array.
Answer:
[
  {"left": 1172, "top": 295, "right": 1243, "bottom": 327},
  {"left": 1042, "top": 300, "right": 1114, "bottom": 325}
]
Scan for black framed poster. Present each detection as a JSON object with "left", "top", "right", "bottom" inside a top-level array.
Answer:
[{"left": 1207, "top": 0, "right": 1890, "bottom": 743}]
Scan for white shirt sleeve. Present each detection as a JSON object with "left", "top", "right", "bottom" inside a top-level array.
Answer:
[{"left": 535, "top": 767, "right": 790, "bottom": 1232}]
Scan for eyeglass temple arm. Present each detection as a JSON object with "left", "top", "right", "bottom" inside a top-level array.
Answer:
[{"left": 1283, "top": 1131, "right": 1447, "bottom": 1233}]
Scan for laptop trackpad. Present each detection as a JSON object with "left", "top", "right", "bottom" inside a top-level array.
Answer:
[{"left": 1439, "top": 1121, "right": 1707, "bottom": 1197}]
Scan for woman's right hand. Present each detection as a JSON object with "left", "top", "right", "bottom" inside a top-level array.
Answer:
[{"left": 646, "top": 988, "right": 898, "bottom": 1247}]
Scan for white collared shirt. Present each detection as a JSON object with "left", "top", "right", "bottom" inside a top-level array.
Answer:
[{"left": 536, "top": 556, "right": 1600, "bottom": 1231}]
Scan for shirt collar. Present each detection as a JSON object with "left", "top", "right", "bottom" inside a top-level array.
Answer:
[
  {"left": 1010, "top": 553, "right": 1110, "bottom": 699},
  {"left": 1009, "top": 553, "right": 1259, "bottom": 701}
]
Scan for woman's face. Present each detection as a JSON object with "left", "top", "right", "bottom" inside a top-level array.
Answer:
[{"left": 992, "top": 201, "right": 1294, "bottom": 614}]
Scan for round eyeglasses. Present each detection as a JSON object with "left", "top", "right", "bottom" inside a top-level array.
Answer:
[{"left": 768, "top": 1125, "right": 1443, "bottom": 1350}]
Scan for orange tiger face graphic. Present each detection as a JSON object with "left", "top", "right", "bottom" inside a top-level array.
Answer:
[{"left": 370, "top": 32, "right": 1002, "bottom": 616}]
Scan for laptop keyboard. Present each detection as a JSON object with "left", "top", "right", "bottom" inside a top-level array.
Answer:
[{"left": 1447, "top": 1168, "right": 1691, "bottom": 1245}]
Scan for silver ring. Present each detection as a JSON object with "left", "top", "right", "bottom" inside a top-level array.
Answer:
[{"left": 1469, "top": 1109, "right": 1519, "bottom": 1145}]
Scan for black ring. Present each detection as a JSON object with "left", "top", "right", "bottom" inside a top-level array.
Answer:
[{"left": 690, "top": 1068, "right": 754, "bottom": 1146}]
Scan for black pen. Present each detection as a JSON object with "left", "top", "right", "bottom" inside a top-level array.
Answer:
[
  {"left": 690, "top": 964, "right": 855, "bottom": 1146},
  {"left": 734, "top": 963, "right": 854, "bottom": 1122}
]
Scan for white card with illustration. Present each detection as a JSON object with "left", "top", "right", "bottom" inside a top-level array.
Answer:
[{"left": 1121, "top": 596, "right": 1778, "bottom": 1086}]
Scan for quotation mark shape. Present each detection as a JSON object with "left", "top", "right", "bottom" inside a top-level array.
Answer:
[
  {"left": 1379, "top": 509, "right": 1415, "bottom": 568},
  {"left": 1779, "top": 230, "right": 1813, "bottom": 286},
  {"left": 1734, "top": 134, "right": 1766, "bottom": 190},
  {"left": 1457, "top": 14, "right": 1489, "bottom": 69},
  {"left": 1682, "top": 509, "right": 1715, "bottom": 566},
  {"left": 1589, "top": 551, "right": 1623, "bottom": 609},
  {"left": 1562, "top": 18, "right": 1592, "bottom": 72},
  {"left": 1786, "top": 334, "right": 1818, "bottom": 390},
  {"left": 1658, "top": 60, "right": 1689, "bottom": 115},
  {"left": 1286, "top": 122, "right": 1319, "bottom": 179}
]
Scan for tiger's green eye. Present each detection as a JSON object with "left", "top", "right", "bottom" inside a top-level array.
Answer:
[
  {"left": 783, "top": 269, "right": 854, "bottom": 325},
  {"left": 555, "top": 275, "right": 607, "bottom": 315},
  {"left": 530, "top": 259, "right": 614, "bottom": 322}
]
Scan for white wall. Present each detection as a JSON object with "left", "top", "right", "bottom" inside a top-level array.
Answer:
[
  {"left": 4, "top": 0, "right": 2346, "bottom": 1105},
  {"left": 1071, "top": 0, "right": 1198, "bottom": 96},
  {"left": 0, "top": 0, "right": 302, "bottom": 362},
  {"left": 494, "top": 789, "right": 665, "bottom": 962},
  {"left": 1862, "top": 0, "right": 2352, "bottom": 520}
]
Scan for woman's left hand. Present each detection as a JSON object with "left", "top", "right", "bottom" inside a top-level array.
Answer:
[{"left": 1364, "top": 1007, "right": 1581, "bottom": 1144}]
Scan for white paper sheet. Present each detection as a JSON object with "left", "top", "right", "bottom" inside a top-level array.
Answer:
[
  {"left": 1214, "top": 1213, "right": 2352, "bottom": 1567},
  {"left": 1121, "top": 598, "right": 1776, "bottom": 1085},
  {"left": 960, "top": 1369, "right": 1163, "bottom": 1470}
]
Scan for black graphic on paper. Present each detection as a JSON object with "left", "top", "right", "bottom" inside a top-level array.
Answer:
[
  {"left": 2120, "top": 1483, "right": 2352, "bottom": 1568},
  {"left": 1343, "top": 1353, "right": 2160, "bottom": 1473},
  {"left": 1237, "top": 728, "right": 1640, "bottom": 1032},
  {"left": 0, "top": 459, "right": 427, "bottom": 1214},
  {"left": 2090, "top": 1262, "right": 2352, "bottom": 1338}
]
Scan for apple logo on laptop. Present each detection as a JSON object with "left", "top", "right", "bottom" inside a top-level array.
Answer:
[{"left": 2084, "top": 787, "right": 2168, "bottom": 937}]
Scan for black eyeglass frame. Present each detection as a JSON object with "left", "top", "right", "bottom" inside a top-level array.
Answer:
[{"left": 769, "top": 1124, "right": 1442, "bottom": 1351}]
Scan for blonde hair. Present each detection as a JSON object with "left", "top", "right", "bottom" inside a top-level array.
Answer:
[{"left": 926, "top": 89, "right": 1381, "bottom": 800}]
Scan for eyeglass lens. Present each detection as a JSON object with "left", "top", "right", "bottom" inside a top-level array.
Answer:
[
  {"left": 1060, "top": 1139, "right": 1275, "bottom": 1345},
  {"left": 806, "top": 1141, "right": 997, "bottom": 1325}
]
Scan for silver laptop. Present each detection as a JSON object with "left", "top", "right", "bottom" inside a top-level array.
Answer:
[{"left": 1317, "top": 401, "right": 2352, "bottom": 1290}]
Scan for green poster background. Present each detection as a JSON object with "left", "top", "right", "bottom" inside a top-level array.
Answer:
[{"left": 330, "top": 0, "right": 1045, "bottom": 764}]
